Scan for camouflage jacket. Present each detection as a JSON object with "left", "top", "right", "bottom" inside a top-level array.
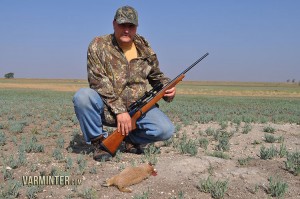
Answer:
[{"left": 87, "top": 33, "right": 170, "bottom": 125}]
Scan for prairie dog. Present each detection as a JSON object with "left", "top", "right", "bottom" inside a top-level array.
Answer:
[{"left": 103, "top": 163, "right": 157, "bottom": 193}]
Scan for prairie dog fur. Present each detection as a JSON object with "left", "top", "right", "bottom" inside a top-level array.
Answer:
[{"left": 103, "top": 163, "right": 157, "bottom": 193}]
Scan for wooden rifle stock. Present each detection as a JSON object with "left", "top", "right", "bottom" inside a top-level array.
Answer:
[{"left": 101, "top": 53, "right": 209, "bottom": 156}]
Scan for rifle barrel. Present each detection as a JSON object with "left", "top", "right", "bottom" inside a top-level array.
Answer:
[
  {"left": 163, "top": 52, "right": 209, "bottom": 90},
  {"left": 182, "top": 52, "right": 209, "bottom": 75}
]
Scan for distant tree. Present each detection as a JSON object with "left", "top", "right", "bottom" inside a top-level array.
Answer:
[
  {"left": 4, "top": 72, "right": 14, "bottom": 79},
  {"left": 292, "top": 79, "right": 295, "bottom": 83},
  {"left": 286, "top": 79, "right": 290, "bottom": 83}
]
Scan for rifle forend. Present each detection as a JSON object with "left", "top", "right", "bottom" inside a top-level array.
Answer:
[{"left": 101, "top": 52, "right": 209, "bottom": 156}]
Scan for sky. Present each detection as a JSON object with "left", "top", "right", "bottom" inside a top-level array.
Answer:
[{"left": 0, "top": 0, "right": 299, "bottom": 82}]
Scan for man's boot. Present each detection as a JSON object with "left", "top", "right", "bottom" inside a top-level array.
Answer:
[
  {"left": 91, "top": 135, "right": 112, "bottom": 161},
  {"left": 124, "top": 137, "right": 145, "bottom": 154}
]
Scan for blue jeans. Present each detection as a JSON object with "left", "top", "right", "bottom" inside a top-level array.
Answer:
[{"left": 73, "top": 88, "right": 175, "bottom": 144}]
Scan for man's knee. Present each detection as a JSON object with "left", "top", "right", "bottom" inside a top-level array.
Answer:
[
  {"left": 73, "top": 88, "right": 96, "bottom": 108},
  {"left": 159, "top": 122, "right": 175, "bottom": 140}
]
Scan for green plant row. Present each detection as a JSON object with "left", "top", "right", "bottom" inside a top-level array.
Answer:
[{"left": 160, "top": 95, "right": 300, "bottom": 125}]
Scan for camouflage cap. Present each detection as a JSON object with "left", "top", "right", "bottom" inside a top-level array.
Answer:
[{"left": 114, "top": 6, "right": 138, "bottom": 26}]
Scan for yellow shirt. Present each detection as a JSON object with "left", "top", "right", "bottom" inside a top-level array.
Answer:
[{"left": 121, "top": 43, "right": 138, "bottom": 62}]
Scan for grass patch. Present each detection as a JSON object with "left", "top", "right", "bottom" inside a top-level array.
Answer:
[
  {"left": 268, "top": 176, "right": 288, "bottom": 198},
  {"left": 260, "top": 145, "right": 278, "bottom": 160},
  {"left": 238, "top": 156, "right": 253, "bottom": 166},
  {"left": 285, "top": 150, "right": 300, "bottom": 176},
  {"left": 197, "top": 176, "right": 228, "bottom": 199},
  {"left": 0, "top": 131, "right": 6, "bottom": 146},
  {"left": 263, "top": 125, "right": 276, "bottom": 133},
  {"left": 208, "top": 151, "right": 230, "bottom": 159},
  {"left": 198, "top": 138, "right": 209, "bottom": 150},
  {"left": 264, "top": 133, "right": 284, "bottom": 143}
]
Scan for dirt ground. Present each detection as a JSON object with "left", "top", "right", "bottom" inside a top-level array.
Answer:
[
  {"left": 88, "top": 122, "right": 300, "bottom": 199},
  {"left": 1, "top": 122, "right": 300, "bottom": 199}
]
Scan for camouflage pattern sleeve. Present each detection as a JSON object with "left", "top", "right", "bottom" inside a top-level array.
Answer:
[
  {"left": 147, "top": 58, "right": 173, "bottom": 103},
  {"left": 134, "top": 35, "right": 170, "bottom": 87},
  {"left": 87, "top": 38, "right": 127, "bottom": 115},
  {"left": 147, "top": 55, "right": 170, "bottom": 87},
  {"left": 136, "top": 35, "right": 172, "bottom": 102}
]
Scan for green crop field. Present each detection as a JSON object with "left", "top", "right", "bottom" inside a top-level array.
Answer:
[{"left": 1, "top": 79, "right": 299, "bottom": 127}]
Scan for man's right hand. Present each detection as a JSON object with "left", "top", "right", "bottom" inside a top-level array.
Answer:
[{"left": 116, "top": 112, "right": 132, "bottom": 136}]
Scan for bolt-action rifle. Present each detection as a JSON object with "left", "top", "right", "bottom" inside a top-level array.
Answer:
[{"left": 101, "top": 52, "right": 209, "bottom": 156}]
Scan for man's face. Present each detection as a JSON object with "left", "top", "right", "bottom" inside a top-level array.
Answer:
[{"left": 113, "top": 21, "right": 137, "bottom": 46}]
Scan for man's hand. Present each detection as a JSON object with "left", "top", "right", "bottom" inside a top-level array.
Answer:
[
  {"left": 116, "top": 112, "right": 132, "bottom": 136},
  {"left": 164, "top": 87, "right": 176, "bottom": 101}
]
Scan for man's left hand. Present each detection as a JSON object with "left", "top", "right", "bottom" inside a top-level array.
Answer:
[{"left": 164, "top": 87, "right": 176, "bottom": 101}]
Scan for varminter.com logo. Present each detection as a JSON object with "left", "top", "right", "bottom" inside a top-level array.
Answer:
[{"left": 22, "top": 175, "right": 82, "bottom": 186}]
